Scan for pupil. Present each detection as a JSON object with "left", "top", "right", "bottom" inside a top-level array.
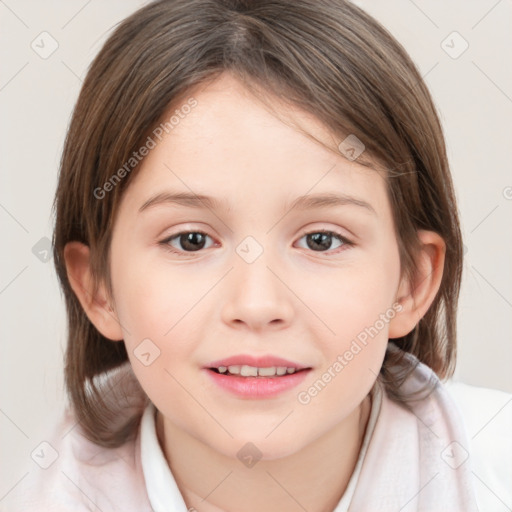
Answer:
[
  {"left": 181, "top": 233, "right": 206, "bottom": 251},
  {"left": 307, "top": 233, "right": 331, "bottom": 251}
]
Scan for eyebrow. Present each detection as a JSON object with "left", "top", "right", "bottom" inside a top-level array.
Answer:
[{"left": 138, "top": 191, "right": 376, "bottom": 215}]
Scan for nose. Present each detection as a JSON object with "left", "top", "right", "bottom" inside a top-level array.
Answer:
[{"left": 220, "top": 249, "right": 294, "bottom": 332}]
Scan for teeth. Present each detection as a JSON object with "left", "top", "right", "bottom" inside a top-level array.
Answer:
[
  {"left": 258, "top": 367, "right": 277, "bottom": 377},
  {"left": 240, "top": 365, "right": 258, "bottom": 377},
  {"left": 217, "top": 365, "right": 298, "bottom": 377}
]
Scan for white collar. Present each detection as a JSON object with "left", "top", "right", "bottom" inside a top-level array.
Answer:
[
  {"left": 333, "top": 381, "right": 382, "bottom": 511},
  {"left": 140, "top": 402, "right": 189, "bottom": 511}
]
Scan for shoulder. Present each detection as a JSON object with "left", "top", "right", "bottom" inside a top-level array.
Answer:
[
  {"left": 443, "top": 379, "right": 512, "bottom": 435},
  {"left": 443, "top": 379, "right": 512, "bottom": 511},
  {"left": 0, "top": 408, "right": 153, "bottom": 512}
]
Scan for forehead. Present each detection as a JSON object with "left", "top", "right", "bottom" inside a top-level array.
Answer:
[{"left": 120, "top": 73, "right": 390, "bottom": 219}]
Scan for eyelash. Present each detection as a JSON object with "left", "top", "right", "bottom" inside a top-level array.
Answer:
[{"left": 158, "top": 229, "right": 354, "bottom": 257}]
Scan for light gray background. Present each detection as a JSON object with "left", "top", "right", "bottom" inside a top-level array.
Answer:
[{"left": 1, "top": 0, "right": 511, "bottom": 499}]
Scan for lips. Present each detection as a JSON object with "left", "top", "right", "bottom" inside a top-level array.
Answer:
[{"left": 203, "top": 354, "right": 312, "bottom": 398}]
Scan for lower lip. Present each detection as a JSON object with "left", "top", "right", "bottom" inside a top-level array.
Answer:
[{"left": 204, "top": 368, "right": 311, "bottom": 399}]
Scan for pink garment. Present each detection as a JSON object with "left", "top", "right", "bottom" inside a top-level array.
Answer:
[
  {"left": 1, "top": 406, "right": 153, "bottom": 511},
  {"left": 348, "top": 347, "right": 479, "bottom": 511},
  {"left": 1, "top": 346, "right": 483, "bottom": 511}
]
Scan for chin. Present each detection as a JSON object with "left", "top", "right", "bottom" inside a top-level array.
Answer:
[{"left": 211, "top": 433, "right": 306, "bottom": 463}]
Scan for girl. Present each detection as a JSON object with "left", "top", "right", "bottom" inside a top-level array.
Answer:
[{"left": 2, "top": 0, "right": 510, "bottom": 511}]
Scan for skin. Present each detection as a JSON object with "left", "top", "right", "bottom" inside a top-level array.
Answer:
[{"left": 65, "top": 72, "right": 445, "bottom": 512}]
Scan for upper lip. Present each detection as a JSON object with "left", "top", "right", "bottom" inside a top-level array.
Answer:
[{"left": 205, "top": 354, "right": 310, "bottom": 370}]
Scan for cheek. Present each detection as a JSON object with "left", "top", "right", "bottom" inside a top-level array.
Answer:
[
  {"left": 296, "top": 270, "right": 393, "bottom": 421},
  {"left": 113, "top": 262, "right": 203, "bottom": 416},
  {"left": 297, "top": 243, "right": 400, "bottom": 395},
  {"left": 109, "top": 255, "right": 210, "bottom": 404},
  {"left": 111, "top": 249, "right": 206, "bottom": 341},
  {"left": 303, "top": 250, "right": 400, "bottom": 342}
]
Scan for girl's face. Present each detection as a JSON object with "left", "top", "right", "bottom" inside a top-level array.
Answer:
[{"left": 109, "top": 72, "right": 403, "bottom": 459}]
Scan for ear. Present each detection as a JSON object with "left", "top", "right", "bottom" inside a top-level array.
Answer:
[
  {"left": 63, "top": 241, "right": 124, "bottom": 341},
  {"left": 388, "top": 230, "right": 446, "bottom": 339}
]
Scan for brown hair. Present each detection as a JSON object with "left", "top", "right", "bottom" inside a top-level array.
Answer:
[{"left": 52, "top": 0, "right": 463, "bottom": 447}]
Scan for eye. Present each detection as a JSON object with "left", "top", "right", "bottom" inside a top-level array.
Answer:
[
  {"left": 159, "top": 231, "right": 215, "bottom": 255},
  {"left": 158, "top": 228, "right": 353, "bottom": 257},
  {"left": 295, "top": 229, "right": 353, "bottom": 254}
]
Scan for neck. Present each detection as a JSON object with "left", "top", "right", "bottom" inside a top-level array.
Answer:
[{"left": 156, "top": 394, "right": 372, "bottom": 512}]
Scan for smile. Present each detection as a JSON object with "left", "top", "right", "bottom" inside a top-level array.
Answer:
[
  {"left": 211, "top": 365, "right": 303, "bottom": 377},
  {"left": 205, "top": 366, "right": 312, "bottom": 398}
]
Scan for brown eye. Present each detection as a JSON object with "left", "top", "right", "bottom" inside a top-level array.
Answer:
[
  {"left": 161, "top": 231, "right": 214, "bottom": 254},
  {"left": 296, "top": 230, "right": 352, "bottom": 253}
]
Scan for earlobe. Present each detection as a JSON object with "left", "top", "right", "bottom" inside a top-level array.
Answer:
[
  {"left": 388, "top": 230, "right": 446, "bottom": 339},
  {"left": 63, "top": 241, "right": 124, "bottom": 341}
]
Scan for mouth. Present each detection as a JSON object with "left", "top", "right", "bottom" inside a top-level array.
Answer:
[
  {"left": 207, "top": 365, "right": 311, "bottom": 377},
  {"left": 204, "top": 360, "right": 313, "bottom": 399}
]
